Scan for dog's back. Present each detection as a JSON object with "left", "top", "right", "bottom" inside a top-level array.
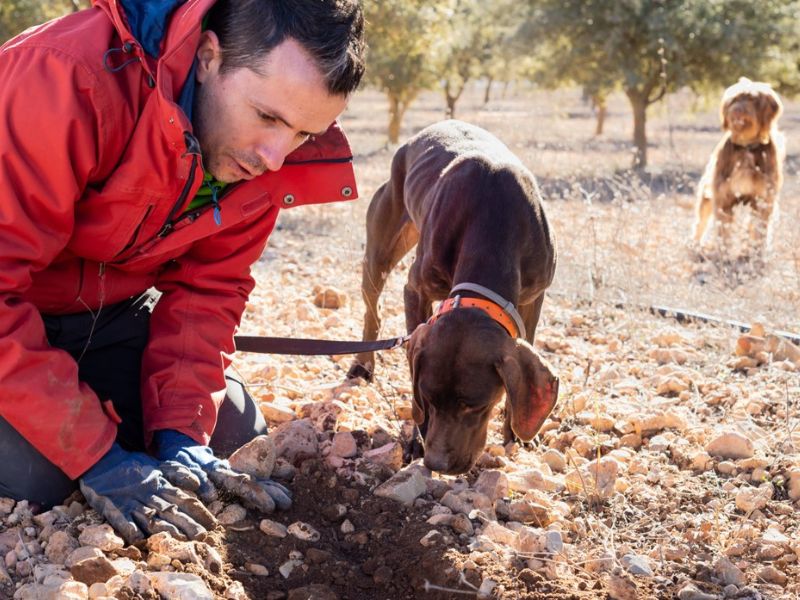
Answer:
[{"left": 393, "top": 120, "right": 556, "bottom": 303}]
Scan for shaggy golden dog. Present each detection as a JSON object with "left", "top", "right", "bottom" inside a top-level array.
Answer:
[{"left": 693, "top": 77, "right": 785, "bottom": 254}]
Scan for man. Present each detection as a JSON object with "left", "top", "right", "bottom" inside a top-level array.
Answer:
[{"left": 0, "top": 0, "right": 365, "bottom": 543}]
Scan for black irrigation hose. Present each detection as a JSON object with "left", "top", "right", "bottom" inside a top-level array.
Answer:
[{"left": 649, "top": 304, "right": 800, "bottom": 346}]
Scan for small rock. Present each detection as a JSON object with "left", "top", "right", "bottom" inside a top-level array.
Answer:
[
  {"left": 272, "top": 419, "right": 319, "bottom": 465},
  {"left": 313, "top": 286, "right": 346, "bottom": 309},
  {"left": 713, "top": 557, "right": 746, "bottom": 586},
  {"left": 621, "top": 554, "right": 653, "bottom": 576},
  {"left": 757, "top": 565, "right": 787, "bottom": 585},
  {"left": 287, "top": 584, "right": 339, "bottom": 600},
  {"left": 245, "top": 563, "right": 269, "bottom": 576},
  {"left": 44, "top": 531, "right": 79, "bottom": 564},
  {"left": 70, "top": 555, "right": 119, "bottom": 586},
  {"left": 228, "top": 435, "right": 277, "bottom": 479},
  {"left": 218, "top": 504, "right": 248, "bottom": 526},
  {"left": 330, "top": 432, "right": 358, "bottom": 458},
  {"left": 363, "top": 442, "right": 403, "bottom": 471},
  {"left": 149, "top": 572, "right": 214, "bottom": 600},
  {"left": 287, "top": 522, "right": 320, "bottom": 542},
  {"left": 373, "top": 468, "right": 427, "bottom": 506},
  {"left": 606, "top": 572, "right": 638, "bottom": 600},
  {"left": 541, "top": 449, "right": 566, "bottom": 472},
  {"left": 705, "top": 431, "right": 754, "bottom": 460},
  {"left": 677, "top": 582, "right": 717, "bottom": 600},
  {"left": 260, "top": 402, "right": 297, "bottom": 423},
  {"left": 279, "top": 558, "right": 303, "bottom": 579},
  {"left": 78, "top": 525, "right": 124, "bottom": 553},
  {"left": 473, "top": 470, "right": 509, "bottom": 501},
  {"left": 477, "top": 578, "right": 497, "bottom": 599},
  {"left": 259, "top": 520, "right": 288, "bottom": 538},
  {"left": 735, "top": 485, "right": 772, "bottom": 513}
]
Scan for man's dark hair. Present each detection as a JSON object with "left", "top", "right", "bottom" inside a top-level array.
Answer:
[{"left": 205, "top": 0, "right": 365, "bottom": 96}]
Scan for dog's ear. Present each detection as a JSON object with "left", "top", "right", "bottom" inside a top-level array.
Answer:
[
  {"left": 757, "top": 91, "right": 782, "bottom": 141},
  {"left": 496, "top": 340, "right": 559, "bottom": 441},
  {"left": 721, "top": 99, "right": 732, "bottom": 131},
  {"left": 406, "top": 323, "right": 431, "bottom": 425}
]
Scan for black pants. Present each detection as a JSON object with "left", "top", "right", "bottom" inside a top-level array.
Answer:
[{"left": 0, "top": 291, "right": 266, "bottom": 507}]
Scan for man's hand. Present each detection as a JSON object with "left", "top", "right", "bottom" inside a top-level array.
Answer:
[
  {"left": 154, "top": 430, "right": 292, "bottom": 513},
  {"left": 79, "top": 443, "right": 217, "bottom": 544}
]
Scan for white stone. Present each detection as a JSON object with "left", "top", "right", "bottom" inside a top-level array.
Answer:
[
  {"left": 279, "top": 559, "right": 303, "bottom": 579},
  {"left": 541, "top": 449, "right": 566, "bottom": 472},
  {"left": 77, "top": 525, "right": 124, "bottom": 553},
  {"left": 473, "top": 470, "right": 509, "bottom": 501},
  {"left": 373, "top": 468, "right": 427, "bottom": 506},
  {"left": 272, "top": 419, "right": 319, "bottom": 465},
  {"left": 228, "top": 435, "right": 276, "bottom": 479},
  {"left": 677, "top": 583, "right": 717, "bottom": 600},
  {"left": 259, "top": 519, "right": 288, "bottom": 538},
  {"left": 148, "top": 572, "right": 214, "bottom": 600},
  {"left": 287, "top": 522, "right": 320, "bottom": 542}
]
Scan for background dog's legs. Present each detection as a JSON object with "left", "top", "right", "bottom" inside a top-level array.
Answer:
[
  {"left": 348, "top": 183, "right": 419, "bottom": 381},
  {"left": 693, "top": 193, "right": 714, "bottom": 244},
  {"left": 749, "top": 194, "right": 774, "bottom": 260},
  {"left": 714, "top": 205, "right": 735, "bottom": 255}
]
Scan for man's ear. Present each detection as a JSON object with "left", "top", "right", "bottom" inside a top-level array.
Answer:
[
  {"left": 406, "top": 323, "right": 431, "bottom": 425},
  {"left": 196, "top": 30, "right": 222, "bottom": 83},
  {"left": 496, "top": 340, "right": 558, "bottom": 441}
]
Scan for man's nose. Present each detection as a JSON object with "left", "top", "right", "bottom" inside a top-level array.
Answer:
[{"left": 255, "top": 134, "right": 295, "bottom": 172}]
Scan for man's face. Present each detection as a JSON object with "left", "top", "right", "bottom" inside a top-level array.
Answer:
[{"left": 193, "top": 33, "right": 348, "bottom": 183}]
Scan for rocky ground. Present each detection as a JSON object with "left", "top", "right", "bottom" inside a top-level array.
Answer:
[{"left": 1, "top": 87, "right": 799, "bottom": 600}]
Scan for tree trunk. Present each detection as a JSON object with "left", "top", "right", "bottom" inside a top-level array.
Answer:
[
  {"left": 593, "top": 95, "right": 607, "bottom": 136},
  {"left": 483, "top": 77, "right": 493, "bottom": 105},
  {"left": 444, "top": 80, "right": 465, "bottom": 120},
  {"left": 387, "top": 94, "right": 407, "bottom": 144},
  {"left": 626, "top": 90, "right": 648, "bottom": 170}
]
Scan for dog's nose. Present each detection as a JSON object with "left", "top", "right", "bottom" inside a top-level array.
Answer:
[{"left": 423, "top": 453, "right": 469, "bottom": 475}]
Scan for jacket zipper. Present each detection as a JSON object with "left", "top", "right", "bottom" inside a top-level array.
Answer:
[
  {"left": 114, "top": 205, "right": 154, "bottom": 259},
  {"left": 157, "top": 153, "right": 198, "bottom": 238}
]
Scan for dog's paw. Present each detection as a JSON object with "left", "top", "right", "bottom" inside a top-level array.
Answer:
[{"left": 346, "top": 362, "right": 374, "bottom": 382}]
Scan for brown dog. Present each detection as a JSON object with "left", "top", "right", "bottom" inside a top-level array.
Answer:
[
  {"left": 693, "top": 77, "right": 785, "bottom": 254},
  {"left": 348, "top": 120, "right": 558, "bottom": 474}
]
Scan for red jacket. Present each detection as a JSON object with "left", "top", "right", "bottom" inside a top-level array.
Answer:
[{"left": 0, "top": 0, "right": 358, "bottom": 478}]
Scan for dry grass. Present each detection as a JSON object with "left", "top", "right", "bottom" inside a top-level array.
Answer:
[{"left": 294, "top": 84, "right": 800, "bottom": 338}]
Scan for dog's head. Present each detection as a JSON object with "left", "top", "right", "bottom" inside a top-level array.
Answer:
[
  {"left": 406, "top": 310, "right": 558, "bottom": 474},
  {"left": 721, "top": 77, "right": 782, "bottom": 146}
]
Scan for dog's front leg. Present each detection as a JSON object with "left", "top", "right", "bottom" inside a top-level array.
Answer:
[{"left": 403, "top": 264, "right": 433, "bottom": 333}]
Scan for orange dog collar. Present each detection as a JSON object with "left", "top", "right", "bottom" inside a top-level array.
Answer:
[{"left": 429, "top": 295, "right": 521, "bottom": 338}]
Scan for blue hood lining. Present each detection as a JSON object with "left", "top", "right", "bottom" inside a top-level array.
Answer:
[
  {"left": 119, "top": 0, "right": 187, "bottom": 58},
  {"left": 119, "top": 0, "right": 195, "bottom": 119}
]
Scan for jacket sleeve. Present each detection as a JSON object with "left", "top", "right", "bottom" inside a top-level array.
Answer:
[
  {"left": 141, "top": 206, "right": 280, "bottom": 444},
  {"left": 0, "top": 47, "right": 117, "bottom": 478}
]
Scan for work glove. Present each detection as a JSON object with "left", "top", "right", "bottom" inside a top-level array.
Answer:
[
  {"left": 154, "top": 430, "right": 292, "bottom": 514},
  {"left": 79, "top": 443, "right": 217, "bottom": 544}
]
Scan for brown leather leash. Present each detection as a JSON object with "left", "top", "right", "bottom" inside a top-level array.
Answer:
[{"left": 234, "top": 334, "right": 410, "bottom": 356}]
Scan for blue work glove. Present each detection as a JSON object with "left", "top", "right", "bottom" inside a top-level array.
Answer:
[
  {"left": 79, "top": 443, "right": 217, "bottom": 544},
  {"left": 154, "top": 430, "right": 292, "bottom": 513}
]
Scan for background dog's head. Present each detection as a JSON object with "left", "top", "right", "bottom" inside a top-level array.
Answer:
[
  {"left": 406, "top": 310, "right": 558, "bottom": 474},
  {"left": 720, "top": 77, "right": 782, "bottom": 146}
]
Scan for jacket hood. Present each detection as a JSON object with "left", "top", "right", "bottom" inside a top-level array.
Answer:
[{"left": 119, "top": 0, "right": 187, "bottom": 57}]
